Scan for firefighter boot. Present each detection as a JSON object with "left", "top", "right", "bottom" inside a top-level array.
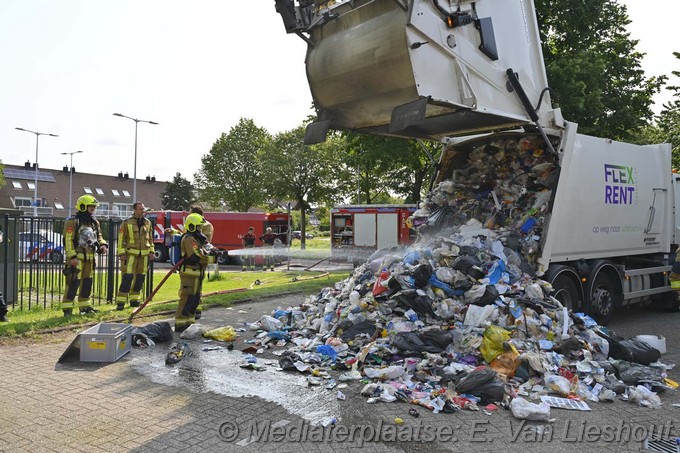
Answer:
[
  {"left": 80, "top": 307, "right": 98, "bottom": 315},
  {"left": 195, "top": 310, "right": 202, "bottom": 320},
  {"left": 0, "top": 314, "right": 8, "bottom": 322},
  {"left": 130, "top": 301, "right": 140, "bottom": 308},
  {"left": 63, "top": 309, "right": 73, "bottom": 317},
  {"left": 116, "top": 304, "right": 125, "bottom": 311}
]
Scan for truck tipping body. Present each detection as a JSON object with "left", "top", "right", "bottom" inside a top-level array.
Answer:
[{"left": 276, "top": 0, "right": 556, "bottom": 142}]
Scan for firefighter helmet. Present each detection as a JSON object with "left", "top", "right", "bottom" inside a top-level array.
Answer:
[
  {"left": 76, "top": 195, "right": 99, "bottom": 212},
  {"left": 184, "top": 213, "right": 206, "bottom": 233}
]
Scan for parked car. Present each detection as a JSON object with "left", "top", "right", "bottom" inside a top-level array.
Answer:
[
  {"left": 18, "top": 230, "right": 64, "bottom": 264},
  {"left": 292, "top": 231, "right": 314, "bottom": 240}
]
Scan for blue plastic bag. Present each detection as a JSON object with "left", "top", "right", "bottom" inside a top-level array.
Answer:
[{"left": 316, "top": 345, "right": 338, "bottom": 362}]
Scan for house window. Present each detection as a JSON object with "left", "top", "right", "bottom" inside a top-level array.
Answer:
[
  {"left": 112, "top": 189, "right": 120, "bottom": 197},
  {"left": 122, "top": 190, "right": 131, "bottom": 197},
  {"left": 13, "top": 197, "right": 33, "bottom": 208},
  {"left": 26, "top": 182, "right": 35, "bottom": 190},
  {"left": 11, "top": 181, "right": 22, "bottom": 189},
  {"left": 95, "top": 188, "right": 104, "bottom": 195},
  {"left": 54, "top": 202, "right": 65, "bottom": 210},
  {"left": 84, "top": 187, "right": 92, "bottom": 194}
]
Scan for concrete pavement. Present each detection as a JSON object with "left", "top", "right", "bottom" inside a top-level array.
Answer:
[{"left": 2, "top": 293, "right": 679, "bottom": 453}]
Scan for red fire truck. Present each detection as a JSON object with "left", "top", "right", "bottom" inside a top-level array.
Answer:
[
  {"left": 330, "top": 204, "right": 417, "bottom": 265},
  {"left": 147, "top": 210, "right": 289, "bottom": 264}
]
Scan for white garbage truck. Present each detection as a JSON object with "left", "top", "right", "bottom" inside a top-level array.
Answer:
[{"left": 275, "top": 0, "right": 678, "bottom": 323}]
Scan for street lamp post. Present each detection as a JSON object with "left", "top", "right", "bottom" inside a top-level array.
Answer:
[
  {"left": 113, "top": 113, "right": 158, "bottom": 203},
  {"left": 61, "top": 150, "right": 84, "bottom": 211},
  {"left": 15, "top": 127, "right": 59, "bottom": 216}
]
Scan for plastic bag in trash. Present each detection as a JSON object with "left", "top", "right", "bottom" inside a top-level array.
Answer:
[
  {"left": 259, "top": 315, "right": 284, "bottom": 332},
  {"left": 203, "top": 326, "right": 238, "bottom": 342},
  {"left": 132, "top": 321, "right": 174, "bottom": 345},
  {"left": 464, "top": 304, "right": 495, "bottom": 327},
  {"left": 410, "top": 263, "right": 433, "bottom": 287},
  {"left": 544, "top": 374, "right": 572, "bottom": 396},
  {"left": 316, "top": 345, "right": 338, "bottom": 362},
  {"left": 179, "top": 323, "right": 208, "bottom": 340},
  {"left": 627, "top": 385, "right": 662, "bottom": 408},
  {"left": 480, "top": 325, "right": 510, "bottom": 363},
  {"left": 599, "top": 329, "right": 662, "bottom": 365},
  {"left": 490, "top": 352, "right": 520, "bottom": 378},
  {"left": 618, "top": 363, "right": 664, "bottom": 386},
  {"left": 391, "top": 331, "right": 449, "bottom": 353},
  {"left": 393, "top": 291, "right": 437, "bottom": 319},
  {"left": 510, "top": 397, "right": 551, "bottom": 421},
  {"left": 340, "top": 320, "right": 377, "bottom": 341},
  {"left": 454, "top": 368, "right": 506, "bottom": 403}
]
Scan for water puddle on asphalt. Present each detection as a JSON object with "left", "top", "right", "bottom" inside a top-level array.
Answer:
[{"left": 129, "top": 343, "right": 340, "bottom": 423}]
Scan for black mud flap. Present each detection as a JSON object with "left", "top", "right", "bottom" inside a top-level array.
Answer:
[
  {"left": 389, "top": 97, "right": 428, "bottom": 133},
  {"left": 304, "top": 120, "right": 331, "bottom": 145}
]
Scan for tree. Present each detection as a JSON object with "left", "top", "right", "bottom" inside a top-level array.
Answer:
[
  {"left": 160, "top": 172, "right": 195, "bottom": 210},
  {"left": 194, "top": 118, "right": 270, "bottom": 212},
  {"left": 260, "top": 125, "right": 337, "bottom": 248},
  {"left": 654, "top": 52, "right": 680, "bottom": 167},
  {"left": 334, "top": 133, "right": 438, "bottom": 204},
  {"left": 535, "top": 0, "right": 665, "bottom": 141}
]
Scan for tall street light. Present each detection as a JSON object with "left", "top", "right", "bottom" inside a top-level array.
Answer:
[
  {"left": 15, "top": 127, "right": 59, "bottom": 216},
  {"left": 113, "top": 113, "right": 158, "bottom": 203},
  {"left": 61, "top": 150, "right": 84, "bottom": 212}
]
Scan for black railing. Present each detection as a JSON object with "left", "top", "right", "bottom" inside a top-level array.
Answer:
[{"left": 1, "top": 214, "right": 154, "bottom": 312}]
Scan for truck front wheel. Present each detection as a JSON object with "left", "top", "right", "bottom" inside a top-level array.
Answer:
[{"left": 551, "top": 274, "right": 582, "bottom": 311}]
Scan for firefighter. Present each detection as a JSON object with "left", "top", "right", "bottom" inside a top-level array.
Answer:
[
  {"left": 62, "top": 194, "right": 108, "bottom": 316},
  {"left": 176, "top": 213, "right": 209, "bottom": 332},
  {"left": 164, "top": 205, "right": 214, "bottom": 243},
  {"left": 670, "top": 248, "right": 680, "bottom": 291},
  {"left": 241, "top": 226, "right": 257, "bottom": 271},
  {"left": 115, "top": 202, "right": 155, "bottom": 310},
  {"left": 259, "top": 227, "right": 277, "bottom": 271}
]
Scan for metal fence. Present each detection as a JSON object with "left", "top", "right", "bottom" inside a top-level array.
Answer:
[{"left": 1, "top": 214, "right": 154, "bottom": 312}]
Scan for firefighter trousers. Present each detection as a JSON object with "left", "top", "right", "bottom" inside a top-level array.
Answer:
[
  {"left": 175, "top": 271, "right": 204, "bottom": 331},
  {"left": 242, "top": 245, "right": 255, "bottom": 271},
  {"left": 262, "top": 244, "right": 274, "bottom": 270},
  {"left": 62, "top": 255, "right": 95, "bottom": 311},
  {"left": 116, "top": 254, "right": 149, "bottom": 307}
]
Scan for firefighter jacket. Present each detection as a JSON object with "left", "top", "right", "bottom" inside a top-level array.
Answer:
[
  {"left": 242, "top": 232, "right": 256, "bottom": 247},
  {"left": 63, "top": 213, "right": 107, "bottom": 261},
  {"left": 117, "top": 214, "right": 155, "bottom": 257},
  {"left": 181, "top": 233, "right": 209, "bottom": 277},
  {"left": 260, "top": 232, "right": 277, "bottom": 246},
  {"left": 671, "top": 248, "right": 680, "bottom": 290}
]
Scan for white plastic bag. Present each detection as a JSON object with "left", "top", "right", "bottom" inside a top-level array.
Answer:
[
  {"left": 545, "top": 374, "right": 572, "bottom": 396},
  {"left": 259, "top": 315, "right": 284, "bottom": 332},
  {"left": 510, "top": 397, "right": 551, "bottom": 421},
  {"left": 363, "top": 365, "right": 405, "bottom": 380},
  {"left": 179, "top": 323, "right": 208, "bottom": 339},
  {"left": 627, "top": 385, "right": 662, "bottom": 408},
  {"left": 463, "top": 304, "right": 495, "bottom": 327}
]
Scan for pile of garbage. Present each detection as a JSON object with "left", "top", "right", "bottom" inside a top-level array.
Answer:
[{"left": 240, "top": 135, "right": 675, "bottom": 420}]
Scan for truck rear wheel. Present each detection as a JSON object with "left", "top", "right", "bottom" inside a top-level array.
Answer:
[
  {"left": 587, "top": 273, "right": 618, "bottom": 325},
  {"left": 154, "top": 245, "right": 168, "bottom": 263}
]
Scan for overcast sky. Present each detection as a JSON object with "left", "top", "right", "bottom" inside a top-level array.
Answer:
[{"left": 1, "top": 0, "right": 678, "bottom": 183}]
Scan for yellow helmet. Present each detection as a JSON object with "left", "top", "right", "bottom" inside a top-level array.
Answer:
[
  {"left": 76, "top": 194, "right": 99, "bottom": 212},
  {"left": 184, "top": 213, "right": 206, "bottom": 233}
]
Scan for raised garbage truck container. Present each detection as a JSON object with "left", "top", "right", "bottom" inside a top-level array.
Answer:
[{"left": 79, "top": 323, "right": 132, "bottom": 363}]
